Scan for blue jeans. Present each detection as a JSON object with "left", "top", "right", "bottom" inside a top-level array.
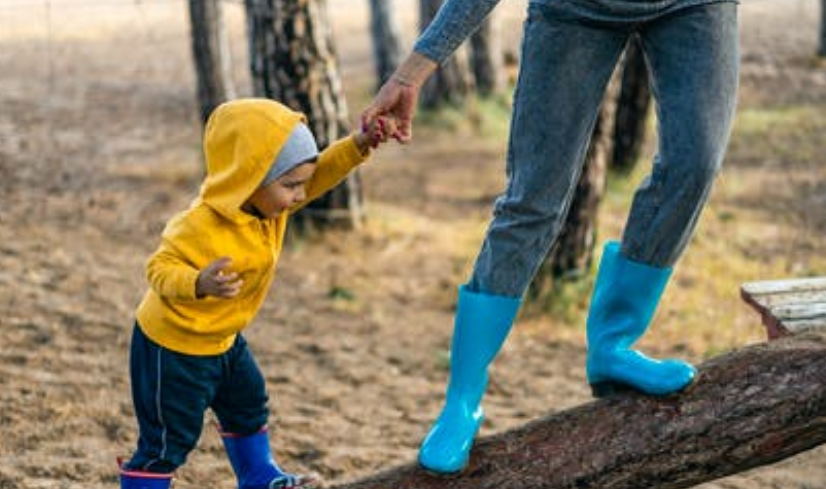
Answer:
[
  {"left": 125, "top": 324, "right": 270, "bottom": 473},
  {"left": 468, "top": 1, "right": 739, "bottom": 297}
]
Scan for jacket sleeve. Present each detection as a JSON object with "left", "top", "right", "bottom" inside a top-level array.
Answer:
[
  {"left": 145, "top": 217, "right": 203, "bottom": 301},
  {"left": 290, "top": 135, "right": 369, "bottom": 213},
  {"left": 414, "top": 0, "right": 503, "bottom": 64}
]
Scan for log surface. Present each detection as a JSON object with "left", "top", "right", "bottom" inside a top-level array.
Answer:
[{"left": 332, "top": 333, "right": 826, "bottom": 489}]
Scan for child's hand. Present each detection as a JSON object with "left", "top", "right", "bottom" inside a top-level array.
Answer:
[
  {"left": 196, "top": 257, "right": 243, "bottom": 299},
  {"left": 355, "top": 116, "right": 399, "bottom": 153}
]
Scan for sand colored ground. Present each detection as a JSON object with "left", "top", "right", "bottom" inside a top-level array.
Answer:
[{"left": 1, "top": 1, "right": 825, "bottom": 488}]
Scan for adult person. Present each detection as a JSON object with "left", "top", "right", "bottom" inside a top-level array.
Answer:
[{"left": 362, "top": 0, "right": 739, "bottom": 476}]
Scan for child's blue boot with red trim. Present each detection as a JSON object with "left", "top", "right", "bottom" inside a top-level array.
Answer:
[
  {"left": 221, "top": 428, "right": 315, "bottom": 489},
  {"left": 119, "top": 461, "right": 173, "bottom": 489}
]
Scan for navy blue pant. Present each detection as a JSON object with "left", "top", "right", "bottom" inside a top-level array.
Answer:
[{"left": 125, "top": 323, "right": 269, "bottom": 473}]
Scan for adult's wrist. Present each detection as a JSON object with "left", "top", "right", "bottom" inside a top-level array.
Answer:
[{"left": 390, "top": 52, "right": 438, "bottom": 88}]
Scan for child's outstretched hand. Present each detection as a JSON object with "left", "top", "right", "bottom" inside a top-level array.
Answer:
[
  {"left": 355, "top": 116, "right": 399, "bottom": 153},
  {"left": 196, "top": 257, "right": 243, "bottom": 299}
]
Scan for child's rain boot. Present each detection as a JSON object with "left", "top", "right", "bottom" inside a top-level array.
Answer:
[
  {"left": 418, "top": 285, "right": 521, "bottom": 475},
  {"left": 119, "top": 460, "right": 173, "bottom": 489},
  {"left": 221, "top": 428, "right": 315, "bottom": 489},
  {"left": 586, "top": 241, "right": 696, "bottom": 397}
]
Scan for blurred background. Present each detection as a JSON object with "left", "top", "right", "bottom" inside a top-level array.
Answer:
[{"left": 0, "top": 1, "right": 824, "bottom": 488}]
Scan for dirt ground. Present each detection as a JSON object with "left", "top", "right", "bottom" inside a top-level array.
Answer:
[{"left": 1, "top": 1, "right": 825, "bottom": 488}]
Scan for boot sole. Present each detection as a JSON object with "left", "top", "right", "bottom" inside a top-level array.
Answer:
[
  {"left": 590, "top": 372, "right": 700, "bottom": 399},
  {"left": 418, "top": 463, "right": 467, "bottom": 478}
]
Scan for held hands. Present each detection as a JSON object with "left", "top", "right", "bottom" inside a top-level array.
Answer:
[
  {"left": 360, "top": 52, "right": 438, "bottom": 144},
  {"left": 361, "top": 80, "right": 418, "bottom": 144},
  {"left": 196, "top": 257, "right": 243, "bottom": 299},
  {"left": 354, "top": 115, "right": 399, "bottom": 154}
]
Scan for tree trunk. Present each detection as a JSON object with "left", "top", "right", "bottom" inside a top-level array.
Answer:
[
  {"left": 526, "top": 69, "right": 621, "bottom": 303},
  {"left": 820, "top": 0, "right": 826, "bottom": 57},
  {"left": 245, "top": 0, "right": 363, "bottom": 230},
  {"left": 188, "top": 0, "right": 236, "bottom": 125},
  {"left": 332, "top": 332, "right": 826, "bottom": 489},
  {"left": 469, "top": 16, "right": 505, "bottom": 96},
  {"left": 612, "top": 37, "right": 651, "bottom": 174},
  {"left": 418, "top": 0, "right": 471, "bottom": 109},
  {"left": 368, "top": 0, "right": 403, "bottom": 88}
]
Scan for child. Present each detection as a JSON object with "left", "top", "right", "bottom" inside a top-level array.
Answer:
[{"left": 119, "top": 98, "right": 394, "bottom": 489}]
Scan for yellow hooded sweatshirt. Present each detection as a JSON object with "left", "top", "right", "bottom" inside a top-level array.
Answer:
[{"left": 135, "top": 98, "right": 369, "bottom": 355}]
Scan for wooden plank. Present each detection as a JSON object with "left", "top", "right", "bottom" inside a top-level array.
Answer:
[
  {"left": 741, "top": 277, "right": 826, "bottom": 295},
  {"left": 741, "top": 277, "right": 826, "bottom": 339},
  {"left": 744, "top": 289, "right": 826, "bottom": 309}
]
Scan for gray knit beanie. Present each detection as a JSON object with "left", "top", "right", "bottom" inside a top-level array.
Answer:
[{"left": 261, "top": 122, "right": 319, "bottom": 187}]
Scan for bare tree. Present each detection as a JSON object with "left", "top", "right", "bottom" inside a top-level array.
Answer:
[
  {"left": 418, "top": 0, "right": 472, "bottom": 109},
  {"left": 367, "top": 0, "right": 403, "bottom": 88},
  {"left": 820, "top": 0, "right": 826, "bottom": 57},
  {"left": 188, "top": 0, "right": 236, "bottom": 125},
  {"left": 245, "top": 0, "right": 363, "bottom": 230},
  {"left": 612, "top": 37, "right": 651, "bottom": 173},
  {"left": 469, "top": 16, "right": 505, "bottom": 96}
]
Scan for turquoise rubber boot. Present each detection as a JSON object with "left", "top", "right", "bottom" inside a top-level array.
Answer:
[
  {"left": 586, "top": 241, "right": 696, "bottom": 397},
  {"left": 418, "top": 285, "right": 521, "bottom": 475},
  {"left": 221, "top": 428, "right": 315, "bottom": 489}
]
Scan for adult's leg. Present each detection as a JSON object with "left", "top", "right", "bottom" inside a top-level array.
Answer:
[
  {"left": 468, "top": 5, "right": 629, "bottom": 298},
  {"left": 585, "top": 2, "right": 739, "bottom": 397},
  {"left": 624, "top": 2, "right": 739, "bottom": 266},
  {"left": 419, "top": 4, "right": 629, "bottom": 475}
]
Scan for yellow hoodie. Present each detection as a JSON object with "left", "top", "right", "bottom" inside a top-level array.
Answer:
[{"left": 135, "top": 98, "right": 369, "bottom": 355}]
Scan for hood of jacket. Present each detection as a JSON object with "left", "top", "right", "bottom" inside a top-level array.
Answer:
[{"left": 199, "top": 98, "right": 306, "bottom": 223}]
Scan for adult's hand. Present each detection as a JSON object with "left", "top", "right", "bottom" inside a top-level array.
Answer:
[
  {"left": 361, "top": 52, "right": 438, "bottom": 144},
  {"left": 362, "top": 80, "right": 419, "bottom": 143}
]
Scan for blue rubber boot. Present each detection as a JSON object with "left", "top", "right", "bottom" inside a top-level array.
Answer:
[
  {"left": 221, "top": 428, "right": 315, "bottom": 489},
  {"left": 586, "top": 241, "right": 697, "bottom": 397},
  {"left": 418, "top": 285, "right": 521, "bottom": 475},
  {"left": 119, "top": 465, "right": 172, "bottom": 489}
]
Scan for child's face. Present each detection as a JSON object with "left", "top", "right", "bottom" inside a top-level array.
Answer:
[{"left": 245, "top": 161, "right": 316, "bottom": 218}]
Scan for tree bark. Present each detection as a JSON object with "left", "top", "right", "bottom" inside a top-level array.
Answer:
[
  {"left": 819, "top": 0, "right": 826, "bottom": 58},
  {"left": 612, "top": 37, "right": 651, "bottom": 174},
  {"left": 188, "top": 0, "right": 236, "bottom": 125},
  {"left": 418, "top": 0, "right": 471, "bottom": 109},
  {"left": 526, "top": 69, "right": 620, "bottom": 303},
  {"left": 368, "top": 0, "right": 403, "bottom": 88},
  {"left": 245, "top": 0, "right": 363, "bottom": 229},
  {"left": 469, "top": 16, "right": 505, "bottom": 96},
  {"left": 332, "top": 332, "right": 826, "bottom": 489}
]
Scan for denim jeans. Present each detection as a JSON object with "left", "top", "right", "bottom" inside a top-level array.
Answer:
[{"left": 468, "top": 1, "right": 739, "bottom": 298}]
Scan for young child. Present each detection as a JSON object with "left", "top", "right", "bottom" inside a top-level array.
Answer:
[{"left": 119, "top": 98, "right": 394, "bottom": 489}]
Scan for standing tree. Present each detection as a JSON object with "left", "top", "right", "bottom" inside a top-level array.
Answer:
[
  {"left": 820, "top": 0, "right": 826, "bottom": 57},
  {"left": 367, "top": 0, "right": 403, "bottom": 88},
  {"left": 418, "top": 0, "right": 472, "bottom": 109},
  {"left": 188, "top": 0, "right": 236, "bottom": 125},
  {"left": 469, "top": 16, "right": 505, "bottom": 96},
  {"left": 245, "top": 0, "right": 363, "bottom": 229},
  {"left": 612, "top": 37, "right": 651, "bottom": 173},
  {"left": 526, "top": 73, "right": 621, "bottom": 306}
]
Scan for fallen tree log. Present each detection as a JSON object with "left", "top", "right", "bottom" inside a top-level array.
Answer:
[{"left": 332, "top": 332, "right": 826, "bottom": 489}]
